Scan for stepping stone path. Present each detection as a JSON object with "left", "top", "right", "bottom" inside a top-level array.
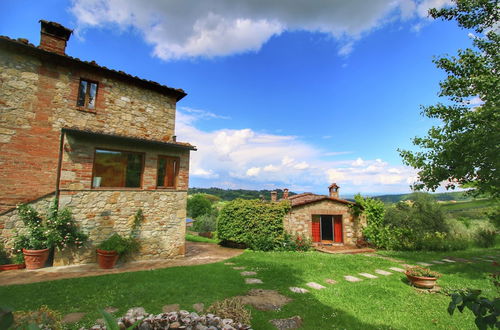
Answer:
[
  {"left": 389, "top": 267, "right": 404, "bottom": 273},
  {"left": 104, "top": 307, "right": 118, "bottom": 314},
  {"left": 375, "top": 269, "right": 392, "bottom": 276},
  {"left": 245, "top": 278, "right": 263, "bottom": 284},
  {"left": 431, "top": 260, "right": 445, "bottom": 264},
  {"left": 359, "top": 273, "right": 378, "bottom": 279},
  {"left": 62, "top": 312, "right": 86, "bottom": 324},
  {"left": 240, "top": 271, "right": 257, "bottom": 276},
  {"left": 269, "top": 316, "right": 302, "bottom": 329},
  {"left": 289, "top": 287, "right": 309, "bottom": 293},
  {"left": 416, "top": 262, "right": 432, "bottom": 266},
  {"left": 233, "top": 266, "right": 246, "bottom": 270},
  {"left": 325, "top": 278, "right": 337, "bottom": 284},
  {"left": 192, "top": 303, "right": 204, "bottom": 313},
  {"left": 224, "top": 262, "right": 235, "bottom": 265},
  {"left": 344, "top": 275, "right": 362, "bottom": 282},
  {"left": 306, "top": 282, "right": 326, "bottom": 290},
  {"left": 402, "top": 264, "right": 414, "bottom": 268},
  {"left": 442, "top": 259, "right": 456, "bottom": 263},
  {"left": 162, "top": 304, "right": 180, "bottom": 313}
]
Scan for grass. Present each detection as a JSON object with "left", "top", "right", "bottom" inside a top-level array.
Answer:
[
  {"left": 185, "top": 233, "right": 219, "bottom": 244},
  {"left": 1, "top": 247, "right": 499, "bottom": 329},
  {"left": 441, "top": 199, "right": 495, "bottom": 211}
]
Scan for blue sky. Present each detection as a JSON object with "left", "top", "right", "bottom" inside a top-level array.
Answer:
[{"left": 0, "top": 0, "right": 472, "bottom": 196}]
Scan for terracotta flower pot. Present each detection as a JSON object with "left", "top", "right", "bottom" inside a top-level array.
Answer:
[
  {"left": 405, "top": 272, "right": 438, "bottom": 289},
  {"left": 96, "top": 249, "right": 119, "bottom": 269},
  {"left": 22, "top": 248, "right": 50, "bottom": 270},
  {"left": 0, "top": 263, "right": 26, "bottom": 271}
]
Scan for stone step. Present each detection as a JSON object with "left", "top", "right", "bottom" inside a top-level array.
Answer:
[
  {"left": 240, "top": 271, "right": 257, "bottom": 276},
  {"left": 245, "top": 278, "right": 263, "bottom": 284},
  {"left": 388, "top": 267, "right": 404, "bottom": 273},
  {"left": 359, "top": 273, "right": 378, "bottom": 279},
  {"left": 325, "top": 278, "right": 337, "bottom": 285},
  {"left": 344, "top": 275, "right": 362, "bottom": 282},
  {"left": 442, "top": 259, "right": 456, "bottom": 263},
  {"left": 416, "top": 262, "right": 432, "bottom": 267},
  {"left": 375, "top": 269, "right": 392, "bottom": 276},
  {"left": 431, "top": 260, "right": 445, "bottom": 264},
  {"left": 306, "top": 282, "right": 326, "bottom": 290},
  {"left": 289, "top": 287, "right": 309, "bottom": 293}
]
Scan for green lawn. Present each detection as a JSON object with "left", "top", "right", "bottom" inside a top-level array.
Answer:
[
  {"left": 185, "top": 233, "right": 219, "bottom": 244},
  {"left": 1, "top": 247, "right": 499, "bottom": 329},
  {"left": 441, "top": 198, "right": 495, "bottom": 211}
]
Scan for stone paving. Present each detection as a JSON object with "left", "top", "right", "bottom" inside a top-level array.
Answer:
[
  {"left": 359, "top": 272, "right": 378, "bottom": 279},
  {"left": 306, "top": 282, "right": 326, "bottom": 290}
]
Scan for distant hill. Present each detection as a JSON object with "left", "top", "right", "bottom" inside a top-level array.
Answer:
[
  {"left": 372, "top": 191, "right": 472, "bottom": 203},
  {"left": 188, "top": 187, "right": 297, "bottom": 201}
]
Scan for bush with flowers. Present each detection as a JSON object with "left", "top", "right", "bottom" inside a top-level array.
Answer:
[{"left": 12, "top": 199, "right": 87, "bottom": 258}]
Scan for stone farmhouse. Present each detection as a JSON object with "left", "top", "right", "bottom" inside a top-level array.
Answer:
[
  {"left": 273, "top": 184, "right": 365, "bottom": 246},
  {"left": 0, "top": 21, "right": 195, "bottom": 265}
]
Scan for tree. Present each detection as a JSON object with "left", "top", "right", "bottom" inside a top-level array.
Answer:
[
  {"left": 187, "top": 194, "right": 212, "bottom": 219},
  {"left": 399, "top": 0, "right": 499, "bottom": 198}
]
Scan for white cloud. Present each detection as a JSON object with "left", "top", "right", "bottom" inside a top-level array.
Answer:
[
  {"left": 175, "top": 106, "right": 422, "bottom": 194},
  {"left": 246, "top": 167, "right": 261, "bottom": 176},
  {"left": 70, "top": 0, "right": 453, "bottom": 60}
]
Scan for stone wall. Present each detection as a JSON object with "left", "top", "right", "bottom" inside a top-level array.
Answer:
[
  {"left": 0, "top": 190, "right": 186, "bottom": 265},
  {"left": 0, "top": 45, "right": 179, "bottom": 211},
  {"left": 284, "top": 200, "right": 363, "bottom": 245}
]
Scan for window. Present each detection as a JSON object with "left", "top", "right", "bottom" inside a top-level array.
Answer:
[
  {"left": 92, "top": 149, "right": 143, "bottom": 188},
  {"left": 77, "top": 79, "right": 98, "bottom": 109},
  {"left": 157, "top": 156, "right": 179, "bottom": 188}
]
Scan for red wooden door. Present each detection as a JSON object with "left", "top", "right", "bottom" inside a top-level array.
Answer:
[
  {"left": 334, "top": 217, "right": 343, "bottom": 243},
  {"left": 312, "top": 220, "right": 321, "bottom": 242}
]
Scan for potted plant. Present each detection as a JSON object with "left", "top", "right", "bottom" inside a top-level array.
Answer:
[
  {"left": 12, "top": 201, "right": 87, "bottom": 270},
  {"left": 0, "top": 243, "right": 25, "bottom": 271},
  {"left": 405, "top": 266, "right": 441, "bottom": 289},
  {"left": 96, "top": 209, "right": 143, "bottom": 269},
  {"left": 97, "top": 233, "right": 140, "bottom": 269}
]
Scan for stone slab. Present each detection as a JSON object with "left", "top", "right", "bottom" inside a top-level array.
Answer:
[
  {"left": 269, "top": 316, "right": 302, "bottom": 329},
  {"left": 233, "top": 266, "right": 246, "bottom": 270},
  {"left": 401, "top": 264, "right": 415, "bottom": 268},
  {"left": 325, "top": 278, "right": 337, "bottom": 285},
  {"left": 104, "top": 307, "right": 118, "bottom": 314},
  {"left": 375, "top": 269, "right": 392, "bottom": 275},
  {"left": 359, "top": 272, "right": 378, "bottom": 279},
  {"left": 306, "top": 282, "right": 326, "bottom": 290},
  {"left": 162, "top": 304, "right": 180, "bottom": 313},
  {"left": 289, "top": 287, "right": 309, "bottom": 293},
  {"left": 192, "top": 303, "right": 204, "bottom": 313},
  {"left": 245, "top": 278, "right": 263, "bottom": 284},
  {"left": 416, "top": 262, "right": 432, "bottom": 266},
  {"left": 344, "top": 275, "right": 362, "bottom": 282},
  {"left": 62, "top": 312, "right": 86, "bottom": 324},
  {"left": 241, "top": 271, "right": 257, "bottom": 276},
  {"left": 224, "top": 262, "right": 235, "bottom": 265},
  {"left": 442, "top": 259, "right": 456, "bottom": 263},
  {"left": 431, "top": 260, "right": 445, "bottom": 264},
  {"left": 388, "top": 267, "right": 404, "bottom": 273}
]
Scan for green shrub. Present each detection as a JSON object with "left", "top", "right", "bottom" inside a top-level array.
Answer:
[
  {"left": 474, "top": 228, "right": 497, "bottom": 248},
  {"left": 0, "top": 243, "right": 11, "bottom": 265},
  {"left": 187, "top": 194, "right": 213, "bottom": 219},
  {"left": 98, "top": 233, "right": 139, "bottom": 258},
  {"left": 278, "top": 233, "right": 312, "bottom": 252},
  {"left": 217, "top": 199, "right": 290, "bottom": 251},
  {"left": 192, "top": 213, "right": 217, "bottom": 233}
]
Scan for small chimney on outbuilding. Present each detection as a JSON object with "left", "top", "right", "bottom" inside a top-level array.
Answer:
[
  {"left": 328, "top": 183, "right": 340, "bottom": 199},
  {"left": 270, "top": 191, "right": 277, "bottom": 202},
  {"left": 283, "top": 188, "right": 289, "bottom": 200},
  {"left": 39, "top": 20, "right": 72, "bottom": 55}
]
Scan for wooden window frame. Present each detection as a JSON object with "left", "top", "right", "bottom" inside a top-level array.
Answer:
[
  {"left": 157, "top": 155, "right": 180, "bottom": 189},
  {"left": 76, "top": 78, "right": 99, "bottom": 110},
  {"left": 91, "top": 147, "right": 145, "bottom": 190}
]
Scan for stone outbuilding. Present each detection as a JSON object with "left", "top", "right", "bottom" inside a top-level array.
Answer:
[
  {"left": 0, "top": 21, "right": 195, "bottom": 265},
  {"left": 281, "top": 184, "right": 365, "bottom": 246}
]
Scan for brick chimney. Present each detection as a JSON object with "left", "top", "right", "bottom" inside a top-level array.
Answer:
[
  {"left": 39, "top": 20, "right": 72, "bottom": 55},
  {"left": 270, "top": 191, "right": 277, "bottom": 202},
  {"left": 328, "top": 183, "right": 339, "bottom": 199},
  {"left": 283, "top": 188, "right": 289, "bottom": 200}
]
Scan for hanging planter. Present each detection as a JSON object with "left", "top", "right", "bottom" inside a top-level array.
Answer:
[{"left": 22, "top": 248, "right": 50, "bottom": 270}]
